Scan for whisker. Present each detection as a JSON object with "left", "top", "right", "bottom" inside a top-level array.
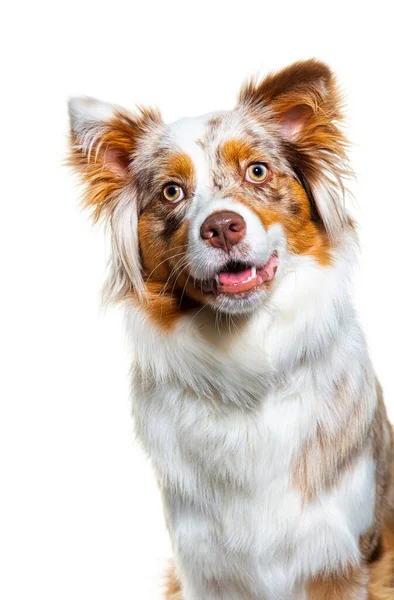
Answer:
[
  {"left": 155, "top": 256, "right": 189, "bottom": 302},
  {"left": 162, "top": 260, "right": 190, "bottom": 302},
  {"left": 176, "top": 255, "right": 209, "bottom": 308},
  {"left": 188, "top": 304, "right": 209, "bottom": 329},
  {"left": 154, "top": 255, "right": 189, "bottom": 298},
  {"left": 145, "top": 251, "right": 187, "bottom": 284}
]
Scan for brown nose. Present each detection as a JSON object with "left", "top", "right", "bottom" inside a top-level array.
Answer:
[{"left": 200, "top": 211, "right": 246, "bottom": 252}]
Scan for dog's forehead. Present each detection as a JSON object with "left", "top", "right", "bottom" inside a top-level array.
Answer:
[
  {"left": 167, "top": 112, "right": 220, "bottom": 149},
  {"left": 165, "top": 109, "right": 258, "bottom": 152},
  {"left": 164, "top": 112, "right": 225, "bottom": 189},
  {"left": 168, "top": 112, "right": 223, "bottom": 158},
  {"left": 160, "top": 110, "right": 285, "bottom": 190},
  {"left": 163, "top": 109, "right": 265, "bottom": 187}
]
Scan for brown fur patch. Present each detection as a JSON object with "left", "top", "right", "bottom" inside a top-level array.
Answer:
[
  {"left": 308, "top": 564, "right": 369, "bottom": 599},
  {"left": 165, "top": 565, "right": 182, "bottom": 600},
  {"left": 369, "top": 524, "right": 394, "bottom": 599},
  {"left": 361, "top": 383, "right": 394, "bottom": 561},
  {"left": 220, "top": 138, "right": 256, "bottom": 169},
  {"left": 133, "top": 151, "right": 197, "bottom": 327},
  {"left": 137, "top": 216, "right": 204, "bottom": 330},
  {"left": 165, "top": 152, "right": 195, "bottom": 183},
  {"left": 292, "top": 374, "right": 374, "bottom": 502},
  {"left": 138, "top": 212, "right": 189, "bottom": 284},
  {"left": 239, "top": 59, "right": 334, "bottom": 108},
  {"left": 245, "top": 177, "right": 332, "bottom": 265},
  {"left": 138, "top": 282, "right": 199, "bottom": 331}
]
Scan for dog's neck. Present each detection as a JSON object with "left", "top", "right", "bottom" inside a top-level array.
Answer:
[{"left": 126, "top": 239, "right": 361, "bottom": 412}]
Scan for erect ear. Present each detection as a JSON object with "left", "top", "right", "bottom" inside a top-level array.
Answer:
[
  {"left": 68, "top": 96, "right": 161, "bottom": 220},
  {"left": 238, "top": 59, "right": 350, "bottom": 241}
]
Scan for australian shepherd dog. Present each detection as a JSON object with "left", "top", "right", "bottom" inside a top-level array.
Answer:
[{"left": 68, "top": 60, "right": 394, "bottom": 599}]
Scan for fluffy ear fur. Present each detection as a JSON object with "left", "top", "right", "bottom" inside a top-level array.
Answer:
[
  {"left": 238, "top": 59, "right": 350, "bottom": 241},
  {"left": 68, "top": 96, "right": 160, "bottom": 219},
  {"left": 68, "top": 97, "right": 162, "bottom": 301}
]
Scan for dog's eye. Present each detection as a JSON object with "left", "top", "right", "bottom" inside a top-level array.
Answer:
[
  {"left": 162, "top": 184, "right": 185, "bottom": 203},
  {"left": 245, "top": 163, "right": 269, "bottom": 184}
]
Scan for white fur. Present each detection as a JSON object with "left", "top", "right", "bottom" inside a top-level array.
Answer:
[
  {"left": 68, "top": 97, "right": 116, "bottom": 162},
  {"left": 68, "top": 96, "right": 115, "bottom": 130},
  {"left": 104, "top": 189, "right": 146, "bottom": 302}
]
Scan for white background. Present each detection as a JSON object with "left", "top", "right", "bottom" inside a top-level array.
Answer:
[{"left": 1, "top": 1, "right": 393, "bottom": 598}]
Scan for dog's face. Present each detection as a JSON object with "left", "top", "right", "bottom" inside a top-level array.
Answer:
[
  {"left": 135, "top": 109, "right": 330, "bottom": 316},
  {"left": 69, "top": 60, "right": 349, "bottom": 323}
]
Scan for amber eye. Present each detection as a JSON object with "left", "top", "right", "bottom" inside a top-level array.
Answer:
[
  {"left": 245, "top": 163, "right": 269, "bottom": 184},
  {"left": 163, "top": 183, "right": 185, "bottom": 203}
]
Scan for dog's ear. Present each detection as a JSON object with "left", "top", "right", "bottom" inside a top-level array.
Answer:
[
  {"left": 68, "top": 97, "right": 162, "bottom": 302},
  {"left": 68, "top": 97, "right": 160, "bottom": 220},
  {"left": 238, "top": 59, "right": 350, "bottom": 241}
]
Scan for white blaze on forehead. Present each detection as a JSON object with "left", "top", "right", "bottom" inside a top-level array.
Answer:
[{"left": 167, "top": 112, "right": 224, "bottom": 195}]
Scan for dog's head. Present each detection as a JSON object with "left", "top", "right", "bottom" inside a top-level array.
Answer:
[{"left": 68, "top": 59, "right": 351, "bottom": 324}]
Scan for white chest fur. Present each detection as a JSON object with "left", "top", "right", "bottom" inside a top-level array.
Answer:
[
  {"left": 133, "top": 371, "right": 375, "bottom": 600},
  {"left": 128, "top": 252, "right": 376, "bottom": 599}
]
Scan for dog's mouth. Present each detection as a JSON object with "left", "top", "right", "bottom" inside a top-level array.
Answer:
[{"left": 196, "top": 253, "right": 278, "bottom": 297}]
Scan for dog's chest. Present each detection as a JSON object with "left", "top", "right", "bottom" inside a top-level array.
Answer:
[{"left": 133, "top": 378, "right": 374, "bottom": 599}]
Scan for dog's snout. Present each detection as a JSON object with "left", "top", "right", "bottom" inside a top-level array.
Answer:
[{"left": 200, "top": 211, "right": 246, "bottom": 252}]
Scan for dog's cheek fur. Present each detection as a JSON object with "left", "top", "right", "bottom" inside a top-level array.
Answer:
[
  {"left": 138, "top": 210, "right": 200, "bottom": 330},
  {"left": 226, "top": 176, "right": 332, "bottom": 266},
  {"left": 138, "top": 207, "right": 171, "bottom": 283},
  {"left": 251, "top": 177, "right": 332, "bottom": 265}
]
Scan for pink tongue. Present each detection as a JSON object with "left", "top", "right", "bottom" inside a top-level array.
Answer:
[{"left": 218, "top": 267, "right": 253, "bottom": 285}]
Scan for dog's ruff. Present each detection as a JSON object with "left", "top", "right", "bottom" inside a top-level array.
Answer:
[{"left": 68, "top": 59, "right": 394, "bottom": 599}]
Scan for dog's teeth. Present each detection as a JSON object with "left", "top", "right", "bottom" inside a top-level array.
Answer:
[
  {"left": 251, "top": 266, "right": 257, "bottom": 278},
  {"left": 215, "top": 274, "right": 220, "bottom": 284}
]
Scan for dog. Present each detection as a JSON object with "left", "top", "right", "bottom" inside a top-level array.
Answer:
[{"left": 68, "top": 59, "right": 394, "bottom": 599}]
